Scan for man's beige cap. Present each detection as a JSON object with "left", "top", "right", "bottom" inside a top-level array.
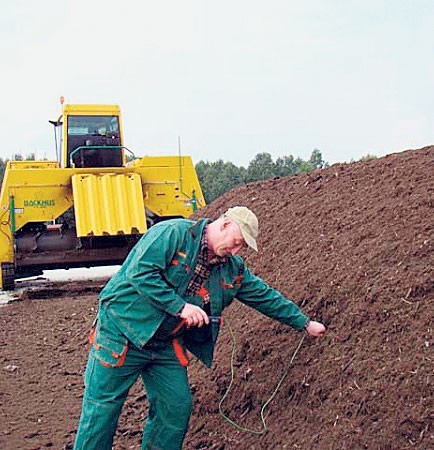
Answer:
[{"left": 225, "top": 206, "right": 259, "bottom": 251}]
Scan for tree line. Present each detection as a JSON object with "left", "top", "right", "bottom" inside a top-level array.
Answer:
[{"left": 195, "top": 149, "right": 328, "bottom": 203}]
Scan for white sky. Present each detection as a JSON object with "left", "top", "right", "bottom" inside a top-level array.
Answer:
[{"left": 1, "top": 0, "right": 433, "bottom": 166}]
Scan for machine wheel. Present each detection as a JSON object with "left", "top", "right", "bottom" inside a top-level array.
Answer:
[{"left": 1, "top": 263, "right": 15, "bottom": 291}]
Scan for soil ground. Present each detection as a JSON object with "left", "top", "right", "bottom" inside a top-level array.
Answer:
[{"left": 0, "top": 146, "right": 433, "bottom": 449}]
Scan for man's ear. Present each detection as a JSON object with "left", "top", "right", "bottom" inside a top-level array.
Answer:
[{"left": 221, "top": 217, "right": 231, "bottom": 231}]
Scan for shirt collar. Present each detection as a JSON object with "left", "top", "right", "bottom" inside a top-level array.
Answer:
[{"left": 201, "top": 225, "right": 228, "bottom": 265}]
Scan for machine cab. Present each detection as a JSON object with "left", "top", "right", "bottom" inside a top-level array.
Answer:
[{"left": 61, "top": 104, "right": 125, "bottom": 168}]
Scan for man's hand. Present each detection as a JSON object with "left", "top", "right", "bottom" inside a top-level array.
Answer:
[
  {"left": 305, "top": 320, "right": 326, "bottom": 337},
  {"left": 180, "top": 303, "right": 209, "bottom": 328}
]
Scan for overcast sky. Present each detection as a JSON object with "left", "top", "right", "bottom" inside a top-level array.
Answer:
[{"left": 1, "top": 0, "right": 433, "bottom": 167}]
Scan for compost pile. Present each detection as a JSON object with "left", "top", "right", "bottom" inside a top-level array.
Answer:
[{"left": 1, "top": 146, "right": 432, "bottom": 450}]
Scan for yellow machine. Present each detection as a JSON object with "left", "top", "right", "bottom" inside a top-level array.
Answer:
[{"left": 0, "top": 103, "right": 205, "bottom": 290}]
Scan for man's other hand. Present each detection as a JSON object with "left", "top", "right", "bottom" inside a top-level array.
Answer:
[{"left": 306, "top": 320, "right": 326, "bottom": 336}]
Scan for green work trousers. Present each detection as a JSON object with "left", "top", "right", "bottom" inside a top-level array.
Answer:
[{"left": 73, "top": 339, "right": 192, "bottom": 450}]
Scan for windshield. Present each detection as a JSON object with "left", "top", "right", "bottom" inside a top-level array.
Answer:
[{"left": 68, "top": 115, "right": 120, "bottom": 136}]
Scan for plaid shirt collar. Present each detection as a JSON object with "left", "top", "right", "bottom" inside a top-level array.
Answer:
[
  {"left": 200, "top": 225, "right": 228, "bottom": 266},
  {"left": 185, "top": 225, "right": 227, "bottom": 298}
]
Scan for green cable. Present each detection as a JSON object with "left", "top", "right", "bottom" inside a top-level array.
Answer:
[{"left": 218, "top": 319, "right": 306, "bottom": 435}]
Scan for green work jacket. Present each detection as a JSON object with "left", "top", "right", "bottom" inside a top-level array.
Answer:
[{"left": 98, "top": 218, "right": 308, "bottom": 367}]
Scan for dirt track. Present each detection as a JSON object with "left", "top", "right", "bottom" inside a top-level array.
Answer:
[{"left": 1, "top": 146, "right": 433, "bottom": 449}]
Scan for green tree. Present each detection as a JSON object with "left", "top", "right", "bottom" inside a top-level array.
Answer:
[
  {"left": 196, "top": 160, "right": 246, "bottom": 203},
  {"left": 275, "top": 155, "right": 308, "bottom": 176},
  {"left": 246, "top": 152, "right": 276, "bottom": 182},
  {"left": 308, "top": 148, "right": 327, "bottom": 169},
  {"left": 295, "top": 149, "right": 328, "bottom": 173}
]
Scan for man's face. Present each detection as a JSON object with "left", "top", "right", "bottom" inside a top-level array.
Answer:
[{"left": 211, "top": 220, "right": 247, "bottom": 257}]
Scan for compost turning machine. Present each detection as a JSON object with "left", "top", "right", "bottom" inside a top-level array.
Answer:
[{"left": 0, "top": 101, "right": 205, "bottom": 290}]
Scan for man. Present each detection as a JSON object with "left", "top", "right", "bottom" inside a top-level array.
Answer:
[{"left": 74, "top": 206, "right": 326, "bottom": 450}]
